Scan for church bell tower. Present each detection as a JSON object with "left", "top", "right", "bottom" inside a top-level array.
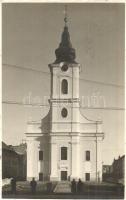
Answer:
[{"left": 48, "top": 10, "right": 82, "bottom": 181}]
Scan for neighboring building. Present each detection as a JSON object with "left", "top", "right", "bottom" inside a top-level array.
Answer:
[
  {"left": 111, "top": 155, "right": 125, "bottom": 181},
  {"left": 2, "top": 142, "right": 26, "bottom": 180},
  {"left": 11, "top": 143, "right": 27, "bottom": 180},
  {"left": 103, "top": 165, "right": 112, "bottom": 174},
  {"left": 12, "top": 143, "right": 27, "bottom": 155},
  {"left": 102, "top": 165, "right": 112, "bottom": 181},
  {"left": 26, "top": 16, "right": 104, "bottom": 182},
  {"left": 102, "top": 156, "right": 125, "bottom": 184}
]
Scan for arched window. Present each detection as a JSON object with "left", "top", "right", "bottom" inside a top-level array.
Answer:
[
  {"left": 61, "top": 79, "right": 68, "bottom": 94},
  {"left": 61, "top": 108, "right": 68, "bottom": 118},
  {"left": 61, "top": 147, "right": 67, "bottom": 160}
]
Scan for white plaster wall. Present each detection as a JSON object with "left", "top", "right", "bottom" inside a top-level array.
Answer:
[
  {"left": 71, "top": 142, "right": 80, "bottom": 179},
  {"left": 50, "top": 63, "right": 80, "bottom": 100},
  {"left": 79, "top": 113, "right": 103, "bottom": 133},
  {"left": 27, "top": 138, "right": 40, "bottom": 181},
  {"left": 38, "top": 136, "right": 50, "bottom": 180},
  {"left": 50, "top": 138, "right": 58, "bottom": 180},
  {"left": 50, "top": 136, "right": 70, "bottom": 181},
  {"left": 50, "top": 136, "right": 81, "bottom": 181},
  {"left": 26, "top": 134, "right": 103, "bottom": 182},
  {"left": 79, "top": 138, "right": 103, "bottom": 181},
  {"left": 51, "top": 102, "right": 80, "bottom": 133},
  {"left": 97, "top": 141, "right": 103, "bottom": 181},
  {"left": 27, "top": 122, "right": 41, "bottom": 133},
  {"left": 79, "top": 139, "right": 95, "bottom": 181},
  {"left": 72, "top": 66, "right": 80, "bottom": 98}
]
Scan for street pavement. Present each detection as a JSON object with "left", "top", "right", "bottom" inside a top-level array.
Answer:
[
  {"left": 2, "top": 193, "right": 124, "bottom": 199},
  {"left": 53, "top": 181, "right": 71, "bottom": 193},
  {"left": 2, "top": 181, "right": 124, "bottom": 199}
]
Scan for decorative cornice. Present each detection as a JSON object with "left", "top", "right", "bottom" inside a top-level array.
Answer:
[
  {"left": 48, "top": 62, "right": 80, "bottom": 68},
  {"left": 49, "top": 98, "right": 80, "bottom": 103}
]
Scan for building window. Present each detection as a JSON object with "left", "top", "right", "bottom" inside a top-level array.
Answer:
[
  {"left": 85, "top": 173, "right": 90, "bottom": 181},
  {"left": 61, "top": 79, "right": 68, "bottom": 94},
  {"left": 61, "top": 108, "right": 68, "bottom": 118},
  {"left": 39, "top": 151, "right": 43, "bottom": 161},
  {"left": 86, "top": 151, "right": 90, "bottom": 161},
  {"left": 61, "top": 147, "right": 67, "bottom": 160},
  {"left": 39, "top": 173, "right": 43, "bottom": 181}
]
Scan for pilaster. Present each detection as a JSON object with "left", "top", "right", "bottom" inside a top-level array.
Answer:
[
  {"left": 71, "top": 136, "right": 80, "bottom": 180},
  {"left": 50, "top": 138, "right": 59, "bottom": 181},
  {"left": 27, "top": 139, "right": 39, "bottom": 181}
]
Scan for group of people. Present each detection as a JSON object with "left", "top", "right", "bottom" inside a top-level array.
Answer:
[
  {"left": 71, "top": 178, "right": 83, "bottom": 194},
  {"left": 11, "top": 177, "right": 37, "bottom": 194},
  {"left": 10, "top": 177, "right": 83, "bottom": 195}
]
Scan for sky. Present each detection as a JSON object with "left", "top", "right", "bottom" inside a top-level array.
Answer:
[{"left": 2, "top": 3, "right": 125, "bottom": 165}]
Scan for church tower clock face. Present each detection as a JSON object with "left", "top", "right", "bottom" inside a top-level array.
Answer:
[{"left": 61, "top": 64, "right": 68, "bottom": 71}]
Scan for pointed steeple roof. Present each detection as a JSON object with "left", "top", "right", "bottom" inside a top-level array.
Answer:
[
  {"left": 54, "top": 6, "right": 76, "bottom": 64},
  {"left": 60, "top": 26, "right": 72, "bottom": 48}
]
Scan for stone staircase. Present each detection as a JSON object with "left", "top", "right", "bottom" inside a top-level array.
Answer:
[{"left": 53, "top": 181, "right": 71, "bottom": 193}]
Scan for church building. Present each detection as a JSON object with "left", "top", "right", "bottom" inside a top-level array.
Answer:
[{"left": 25, "top": 14, "right": 104, "bottom": 182}]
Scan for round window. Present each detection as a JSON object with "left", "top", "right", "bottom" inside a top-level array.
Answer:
[
  {"left": 61, "top": 64, "right": 68, "bottom": 72},
  {"left": 61, "top": 108, "right": 68, "bottom": 118}
]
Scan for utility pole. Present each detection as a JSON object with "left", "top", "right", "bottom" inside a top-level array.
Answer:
[{"left": 96, "top": 121, "right": 98, "bottom": 182}]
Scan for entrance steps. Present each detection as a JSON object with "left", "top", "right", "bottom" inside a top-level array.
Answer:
[{"left": 53, "top": 181, "right": 71, "bottom": 193}]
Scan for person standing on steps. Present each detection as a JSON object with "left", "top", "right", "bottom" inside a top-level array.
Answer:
[
  {"left": 77, "top": 178, "right": 83, "bottom": 194},
  {"left": 71, "top": 179, "right": 77, "bottom": 194},
  {"left": 30, "top": 178, "right": 37, "bottom": 195},
  {"left": 47, "top": 182, "right": 52, "bottom": 193},
  {"left": 11, "top": 177, "right": 16, "bottom": 194}
]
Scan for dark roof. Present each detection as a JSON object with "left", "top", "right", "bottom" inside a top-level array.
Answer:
[
  {"left": 113, "top": 155, "right": 125, "bottom": 164},
  {"left": 2, "top": 142, "right": 26, "bottom": 155},
  {"left": 2, "top": 142, "right": 13, "bottom": 151},
  {"left": 54, "top": 26, "right": 77, "bottom": 64},
  {"left": 12, "top": 144, "right": 27, "bottom": 155}
]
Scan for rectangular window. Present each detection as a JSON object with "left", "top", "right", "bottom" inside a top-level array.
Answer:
[
  {"left": 61, "top": 147, "right": 67, "bottom": 160},
  {"left": 86, "top": 151, "right": 90, "bottom": 161},
  {"left": 39, "top": 173, "right": 43, "bottom": 181},
  {"left": 39, "top": 150, "right": 43, "bottom": 160},
  {"left": 85, "top": 173, "right": 90, "bottom": 181}
]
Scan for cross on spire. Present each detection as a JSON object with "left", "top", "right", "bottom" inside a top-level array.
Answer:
[
  {"left": 64, "top": 5, "right": 68, "bottom": 26},
  {"left": 54, "top": 5, "right": 76, "bottom": 63}
]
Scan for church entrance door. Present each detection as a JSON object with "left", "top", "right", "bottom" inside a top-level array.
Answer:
[{"left": 61, "top": 171, "right": 67, "bottom": 181}]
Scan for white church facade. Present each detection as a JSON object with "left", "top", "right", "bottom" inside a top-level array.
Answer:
[{"left": 26, "top": 16, "right": 104, "bottom": 182}]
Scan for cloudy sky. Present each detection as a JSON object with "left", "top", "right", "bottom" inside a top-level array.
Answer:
[{"left": 2, "top": 3, "right": 124, "bottom": 164}]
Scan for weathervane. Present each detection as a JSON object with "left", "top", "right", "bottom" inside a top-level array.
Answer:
[{"left": 64, "top": 5, "right": 68, "bottom": 26}]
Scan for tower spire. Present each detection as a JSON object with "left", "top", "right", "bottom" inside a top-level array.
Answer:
[
  {"left": 54, "top": 5, "right": 76, "bottom": 64},
  {"left": 64, "top": 5, "right": 68, "bottom": 27}
]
